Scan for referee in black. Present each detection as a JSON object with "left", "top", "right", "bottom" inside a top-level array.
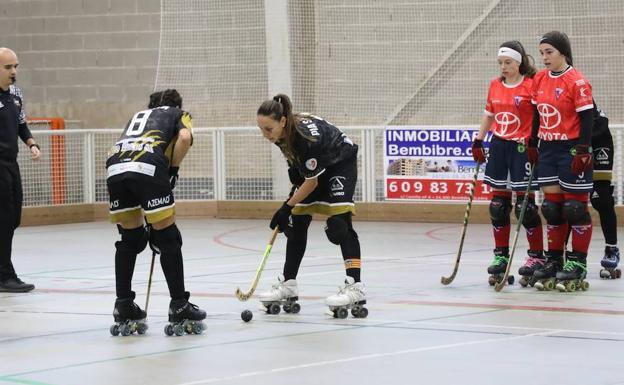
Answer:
[{"left": 0, "top": 47, "right": 41, "bottom": 292}]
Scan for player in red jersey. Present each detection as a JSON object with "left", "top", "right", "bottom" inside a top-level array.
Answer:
[
  {"left": 471, "top": 41, "right": 543, "bottom": 287},
  {"left": 529, "top": 31, "right": 594, "bottom": 291}
]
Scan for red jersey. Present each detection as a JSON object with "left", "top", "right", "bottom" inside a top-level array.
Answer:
[
  {"left": 484, "top": 76, "right": 534, "bottom": 142},
  {"left": 531, "top": 67, "right": 593, "bottom": 141}
]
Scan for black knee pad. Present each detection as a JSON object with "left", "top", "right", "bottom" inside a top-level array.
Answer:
[
  {"left": 541, "top": 199, "right": 564, "bottom": 225},
  {"left": 289, "top": 215, "right": 312, "bottom": 242},
  {"left": 325, "top": 213, "right": 352, "bottom": 245},
  {"left": 563, "top": 200, "right": 591, "bottom": 225},
  {"left": 115, "top": 225, "right": 148, "bottom": 254},
  {"left": 489, "top": 195, "right": 511, "bottom": 227},
  {"left": 590, "top": 181, "right": 615, "bottom": 213},
  {"left": 515, "top": 195, "right": 541, "bottom": 228},
  {"left": 150, "top": 224, "right": 183, "bottom": 254}
]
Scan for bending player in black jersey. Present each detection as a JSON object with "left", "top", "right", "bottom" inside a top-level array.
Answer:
[
  {"left": 106, "top": 89, "right": 205, "bottom": 336},
  {"left": 256, "top": 94, "right": 367, "bottom": 319},
  {"left": 590, "top": 107, "right": 620, "bottom": 278}
]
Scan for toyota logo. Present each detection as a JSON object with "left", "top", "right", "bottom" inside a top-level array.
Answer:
[
  {"left": 537, "top": 103, "right": 561, "bottom": 130},
  {"left": 494, "top": 112, "right": 521, "bottom": 138}
]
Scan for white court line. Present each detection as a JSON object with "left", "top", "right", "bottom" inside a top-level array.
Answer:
[{"left": 173, "top": 329, "right": 560, "bottom": 385}]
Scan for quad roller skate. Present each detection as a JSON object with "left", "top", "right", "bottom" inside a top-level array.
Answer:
[
  {"left": 110, "top": 292, "right": 148, "bottom": 337},
  {"left": 555, "top": 253, "right": 589, "bottom": 292},
  {"left": 533, "top": 252, "right": 563, "bottom": 291},
  {"left": 599, "top": 246, "right": 621, "bottom": 279},
  {"left": 164, "top": 292, "right": 206, "bottom": 336},
  {"left": 487, "top": 250, "right": 514, "bottom": 286},
  {"left": 259, "top": 275, "right": 301, "bottom": 315},
  {"left": 326, "top": 276, "right": 368, "bottom": 319},
  {"left": 518, "top": 250, "right": 545, "bottom": 287}
]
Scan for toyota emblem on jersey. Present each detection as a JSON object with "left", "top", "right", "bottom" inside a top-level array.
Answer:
[
  {"left": 305, "top": 158, "right": 317, "bottom": 171},
  {"left": 494, "top": 112, "right": 520, "bottom": 137},
  {"left": 537, "top": 103, "right": 561, "bottom": 130}
]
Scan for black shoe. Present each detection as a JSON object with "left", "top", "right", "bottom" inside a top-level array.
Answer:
[{"left": 0, "top": 277, "right": 35, "bottom": 293}]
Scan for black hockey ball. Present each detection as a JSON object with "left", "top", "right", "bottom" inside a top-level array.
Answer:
[{"left": 241, "top": 309, "right": 253, "bottom": 322}]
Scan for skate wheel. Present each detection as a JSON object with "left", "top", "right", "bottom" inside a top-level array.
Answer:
[
  {"left": 269, "top": 303, "right": 281, "bottom": 315},
  {"left": 519, "top": 277, "right": 528, "bottom": 287},
  {"left": 353, "top": 307, "right": 368, "bottom": 318},
  {"left": 507, "top": 275, "right": 514, "bottom": 285},
  {"left": 120, "top": 324, "right": 132, "bottom": 337},
  {"left": 110, "top": 324, "right": 120, "bottom": 337},
  {"left": 568, "top": 281, "right": 576, "bottom": 292},
  {"left": 616, "top": 269, "right": 622, "bottom": 279},
  {"left": 337, "top": 308, "right": 348, "bottom": 319},
  {"left": 291, "top": 303, "right": 301, "bottom": 314},
  {"left": 581, "top": 281, "right": 590, "bottom": 291},
  {"left": 600, "top": 269, "right": 611, "bottom": 279},
  {"left": 545, "top": 279, "right": 555, "bottom": 291},
  {"left": 164, "top": 324, "right": 174, "bottom": 336},
  {"left": 534, "top": 281, "right": 544, "bottom": 291},
  {"left": 173, "top": 324, "right": 185, "bottom": 336},
  {"left": 283, "top": 304, "right": 291, "bottom": 313},
  {"left": 192, "top": 323, "right": 203, "bottom": 335},
  {"left": 488, "top": 276, "right": 496, "bottom": 286},
  {"left": 137, "top": 323, "right": 148, "bottom": 335}
]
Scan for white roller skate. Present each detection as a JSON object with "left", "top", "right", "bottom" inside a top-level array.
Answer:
[
  {"left": 326, "top": 276, "right": 368, "bottom": 319},
  {"left": 599, "top": 246, "right": 621, "bottom": 279},
  {"left": 259, "top": 274, "right": 300, "bottom": 315}
]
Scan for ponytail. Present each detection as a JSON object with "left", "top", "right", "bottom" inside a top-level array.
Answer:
[{"left": 257, "top": 93, "right": 297, "bottom": 161}]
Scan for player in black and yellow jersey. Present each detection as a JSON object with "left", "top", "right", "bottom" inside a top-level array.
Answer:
[
  {"left": 590, "top": 107, "right": 620, "bottom": 279},
  {"left": 106, "top": 89, "right": 205, "bottom": 335},
  {"left": 256, "top": 94, "right": 368, "bottom": 319}
]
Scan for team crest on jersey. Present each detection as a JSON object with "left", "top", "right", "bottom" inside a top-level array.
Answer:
[
  {"left": 305, "top": 158, "right": 317, "bottom": 171},
  {"left": 555, "top": 88, "right": 564, "bottom": 100},
  {"left": 514, "top": 96, "right": 522, "bottom": 107}
]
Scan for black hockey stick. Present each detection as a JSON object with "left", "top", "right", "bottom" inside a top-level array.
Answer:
[
  {"left": 494, "top": 165, "right": 536, "bottom": 292},
  {"left": 441, "top": 162, "right": 482, "bottom": 285}
]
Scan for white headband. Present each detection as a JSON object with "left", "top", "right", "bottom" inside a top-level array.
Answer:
[{"left": 497, "top": 47, "right": 522, "bottom": 63}]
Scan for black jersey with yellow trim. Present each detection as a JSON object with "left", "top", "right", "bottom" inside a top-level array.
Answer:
[
  {"left": 106, "top": 106, "right": 192, "bottom": 181},
  {"left": 282, "top": 114, "right": 357, "bottom": 179},
  {"left": 591, "top": 105, "right": 609, "bottom": 140}
]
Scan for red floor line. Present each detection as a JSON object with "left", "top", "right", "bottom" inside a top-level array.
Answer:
[
  {"left": 391, "top": 299, "right": 624, "bottom": 315},
  {"left": 31, "top": 288, "right": 623, "bottom": 315},
  {"left": 212, "top": 226, "right": 266, "bottom": 252}
]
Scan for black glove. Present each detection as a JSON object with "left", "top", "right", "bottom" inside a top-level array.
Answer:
[
  {"left": 288, "top": 167, "right": 304, "bottom": 186},
  {"left": 270, "top": 202, "right": 293, "bottom": 233},
  {"left": 169, "top": 166, "right": 179, "bottom": 189}
]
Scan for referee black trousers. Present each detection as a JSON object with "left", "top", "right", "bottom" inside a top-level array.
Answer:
[{"left": 0, "top": 160, "right": 23, "bottom": 280}]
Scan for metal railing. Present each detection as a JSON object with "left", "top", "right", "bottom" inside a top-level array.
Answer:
[{"left": 17, "top": 125, "right": 623, "bottom": 207}]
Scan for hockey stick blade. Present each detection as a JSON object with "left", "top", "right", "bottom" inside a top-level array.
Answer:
[
  {"left": 441, "top": 162, "right": 481, "bottom": 285},
  {"left": 235, "top": 228, "right": 280, "bottom": 302}
]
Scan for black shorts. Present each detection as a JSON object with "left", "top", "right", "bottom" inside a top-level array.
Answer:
[
  {"left": 292, "top": 155, "right": 357, "bottom": 217},
  {"left": 107, "top": 173, "right": 175, "bottom": 224},
  {"left": 592, "top": 129, "right": 614, "bottom": 182},
  {"left": 483, "top": 136, "right": 538, "bottom": 191},
  {"left": 537, "top": 140, "right": 593, "bottom": 193}
]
